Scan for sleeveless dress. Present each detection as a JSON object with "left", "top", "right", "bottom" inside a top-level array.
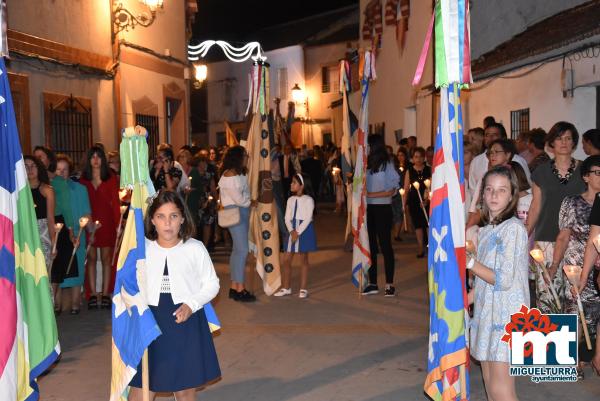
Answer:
[{"left": 129, "top": 260, "right": 221, "bottom": 392}]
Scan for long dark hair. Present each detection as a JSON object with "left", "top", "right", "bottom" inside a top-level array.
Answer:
[
  {"left": 144, "top": 190, "right": 195, "bottom": 242},
  {"left": 33, "top": 145, "right": 57, "bottom": 173},
  {"left": 479, "top": 165, "right": 519, "bottom": 226},
  {"left": 82, "top": 146, "right": 111, "bottom": 181},
  {"left": 220, "top": 145, "right": 247, "bottom": 176},
  {"left": 367, "top": 134, "right": 389, "bottom": 173},
  {"left": 24, "top": 155, "right": 50, "bottom": 185}
]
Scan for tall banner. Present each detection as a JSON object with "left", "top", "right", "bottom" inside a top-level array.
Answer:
[
  {"left": 110, "top": 127, "right": 162, "bottom": 401},
  {"left": 247, "top": 63, "right": 282, "bottom": 295},
  {"left": 350, "top": 51, "right": 375, "bottom": 289},
  {"left": 0, "top": 57, "right": 60, "bottom": 401},
  {"left": 424, "top": 84, "right": 469, "bottom": 401},
  {"left": 420, "top": 1, "right": 472, "bottom": 400}
]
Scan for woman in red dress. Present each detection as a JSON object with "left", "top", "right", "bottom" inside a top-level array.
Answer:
[{"left": 79, "top": 146, "right": 120, "bottom": 309}]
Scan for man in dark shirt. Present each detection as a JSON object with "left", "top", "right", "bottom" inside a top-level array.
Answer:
[
  {"left": 279, "top": 144, "right": 296, "bottom": 201},
  {"left": 300, "top": 149, "right": 323, "bottom": 200}
]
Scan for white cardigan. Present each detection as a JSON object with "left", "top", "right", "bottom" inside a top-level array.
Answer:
[
  {"left": 144, "top": 238, "right": 219, "bottom": 313},
  {"left": 285, "top": 195, "right": 314, "bottom": 235},
  {"left": 218, "top": 174, "right": 251, "bottom": 208}
]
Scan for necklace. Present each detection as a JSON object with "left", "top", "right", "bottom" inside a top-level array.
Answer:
[{"left": 551, "top": 158, "right": 575, "bottom": 185}]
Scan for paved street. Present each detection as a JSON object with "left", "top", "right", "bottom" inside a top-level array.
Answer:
[{"left": 39, "top": 204, "right": 600, "bottom": 401}]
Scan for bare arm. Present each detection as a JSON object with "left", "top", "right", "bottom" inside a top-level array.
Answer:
[
  {"left": 42, "top": 184, "right": 56, "bottom": 244},
  {"left": 549, "top": 228, "right": 571, "bottom": 279},
  {"left": 525, "top": 182, "right": 542, "bottom": 236},
  {"left": 402, "top": 172, "right": 410, "bottom": 208},
  {"left": 580, "top": 224, "right": 600, "bottom": 292},
  {"left": 470, "top": 260, "right": 496, "bottom": 285}
]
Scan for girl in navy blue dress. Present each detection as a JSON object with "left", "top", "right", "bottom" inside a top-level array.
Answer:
[
  {"left": 274, "top": 173, "right": 317, "bottom": 299},
  {"left": 129, "top": 190, "right": 221, "bottom": 401}
]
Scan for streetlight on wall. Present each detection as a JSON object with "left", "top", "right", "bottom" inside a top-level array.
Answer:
[
  {"left": 193, "top": 63, "right": 207, "bottom": 89},
  {"left": 112, "top": 0, "right": 165, "bottom": 37},
  {"left": 290, "top": 83, "right": 312, "bottom": 145}
]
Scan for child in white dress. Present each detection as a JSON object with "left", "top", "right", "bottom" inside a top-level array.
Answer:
[
  {"left": 274, "top": 173, "right": 317, "bottom": 299},
  {"left": 467, "top": 165, "right": 529, "bottom": 401}
]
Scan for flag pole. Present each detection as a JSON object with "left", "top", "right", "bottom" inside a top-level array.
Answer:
[{"left": 142, "top": 349, "right": 150, "bottom": 401}]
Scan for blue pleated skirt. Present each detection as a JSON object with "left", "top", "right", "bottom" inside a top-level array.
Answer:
[
  {"left": 286, "top": 220, "right": 317, "bottom": 253},
  {"left": 129, "top": 292, "right": 221, "bottom": 392}
]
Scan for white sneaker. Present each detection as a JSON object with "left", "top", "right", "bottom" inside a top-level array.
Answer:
[
  {"left": 274, "top": 288, "right": 292, "bottom": 297},
  {"left": 298, "top": 289, "right": 308, "bottom": 299}
]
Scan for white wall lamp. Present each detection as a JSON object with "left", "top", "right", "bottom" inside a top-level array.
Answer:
[
  {"left": 193, "top": 63, "right": 208, "bottom": 89},
  {"left": 113, "top": 0, "right": 165, "bottom": 36}
]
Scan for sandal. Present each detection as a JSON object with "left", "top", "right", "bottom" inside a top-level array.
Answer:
[
  {"left": 70, "top": 308, "right": 80, "bottom": 315},
  {"left": 101, "top": 295, "right": 112, "bottom": 310},
  {"left": 88, "top": 297, "right": 98, "bottom": 310}
]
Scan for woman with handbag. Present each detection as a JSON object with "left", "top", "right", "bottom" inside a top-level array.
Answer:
[{"left": 218, "top": 146, "right": 256, "bottom": 302}]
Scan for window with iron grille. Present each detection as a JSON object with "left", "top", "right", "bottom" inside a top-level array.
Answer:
[
  {"left": 135, "top": 113, "right": 159, "bottom": 160},
  {"left": 46, "top": 94, "right": 92, "bottom": 165},
  {"left": 322, "top": 66, "right": 340, "bottom": 93},
  {"left": 510, "top": 108, "right": 530, "bottom": 140}
]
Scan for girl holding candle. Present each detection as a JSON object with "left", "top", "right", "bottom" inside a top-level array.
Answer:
[
  {"left": 403, "top": 147, "right": 431, "bottom": 258},
  {"left": 392, "top": 147, "right": 409, "bottom": 241},
  {"left": 467, "top": 165, "right": 529, "bottom": 401},
  {"left": 79, "top": 146, "right": 121, "bottom": 309},
  {"left": 25, "top": 155, "right": 56, "bottom": 273}
]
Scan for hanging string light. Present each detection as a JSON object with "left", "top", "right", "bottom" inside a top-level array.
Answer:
[{"left": 187, "top": 40, "right": 266, "bottom": 63}]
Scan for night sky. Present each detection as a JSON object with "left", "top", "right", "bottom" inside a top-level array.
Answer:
[{"left": 192, "top": 0, "right": 357, "bottom": 44}]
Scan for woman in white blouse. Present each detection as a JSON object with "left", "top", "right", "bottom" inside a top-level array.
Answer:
[{"left": 218, "top": 146, "right": 256, "bottom": 302}]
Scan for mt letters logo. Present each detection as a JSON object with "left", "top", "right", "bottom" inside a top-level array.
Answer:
[{"left": 501, "top": 305, "right": 578, "bottom": 382}]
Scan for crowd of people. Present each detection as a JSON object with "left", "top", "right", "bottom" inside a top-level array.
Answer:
[
  {"left": 27, "top": 119, "right": 600, "bottom": 399},
  {"left": 465, "top": 117, "right": 600, "bottom": 399}
]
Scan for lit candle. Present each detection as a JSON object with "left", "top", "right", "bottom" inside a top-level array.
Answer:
[
  {"left": 529, "top": 249, "right": 544, "bottom": 264},
  {"left": 399, "top": 188, "right": 405, "bottom": 197},
  {"left": 52, "top": 222, "right": 64, "bottom": 254},
  {"left": 465, "top": 240, "right": 475, "bottom": 254},
  {"left": 66, "top": 217, "right": 89, "bottom": 274},
  {"left": 118, "top": 188, "right": 128, "bottom": 201},
  {"left": 563, "top": 264, "right": 582, "bottom": 289},
  {"left": 399, "top": 166, "right": 404, "bottom": 173},
  {"left": 412, "top": 181, "right": 420, "bottom": 190},
  {"left": 332, "top": 167, "right": 341, "bottom": 176},
  {"left": 208, "top": 195, "right": 214, "bottom": 201},
  {"left": 424, "top": 179, "right": 431, "bottom": 189}
]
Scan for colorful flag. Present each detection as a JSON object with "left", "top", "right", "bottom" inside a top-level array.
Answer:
[
  {"left": 246, "top": 64, "right": 282, "bottom": 295},
  {"left": 424, "top": 84, "right": 469, "bottom": 401},
  {"left": 0, "top": 57, "right": 60, "bottom": 401},
  {"left": 224, "top": 120, "right": 239, "bottom": 146},
  {"left": 350, "top": 51, "right": 374, "bottom": 289},
  {"left": 412, "top": 0, "right": 472, "bottom": 88},
  {"left": 339, "top": 60, "right": 358, "bottom": 178},
  {"left": 110, "top": 127, "right": 162, "bottom": 401}
]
